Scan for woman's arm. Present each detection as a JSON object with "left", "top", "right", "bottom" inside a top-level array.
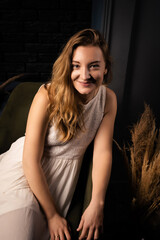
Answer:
[
  {"left": 78, "top": 87, "right": 117, "bottom": 240},
  {"left": 22, "top": 86, "right": 71, "bottom": 240}
]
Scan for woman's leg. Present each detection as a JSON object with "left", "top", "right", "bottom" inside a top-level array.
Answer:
[{"left": 0, "top": 207, "right": 50, "bottom": 240}]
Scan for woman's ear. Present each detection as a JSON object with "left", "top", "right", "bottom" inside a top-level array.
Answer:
[{"left": 104, "top": 69, "right": 108, "bottom": 75}]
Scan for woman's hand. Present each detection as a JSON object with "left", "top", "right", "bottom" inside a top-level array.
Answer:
[
  {"left": 77, "top": 201, "right": 104, "bottom": 240},
  {"left": 48, "top": 213, "right": 71, "bottom": 240}
]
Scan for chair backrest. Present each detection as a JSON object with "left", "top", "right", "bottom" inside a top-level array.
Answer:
[{"left": 0, "top": 82, "right": 42, "bottom": 154}]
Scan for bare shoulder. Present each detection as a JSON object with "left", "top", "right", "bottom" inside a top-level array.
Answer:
[
  {"left": 27, "top": 84, "right": 50, "bottom": 121},
  {"left": 104, "top": 86, "right": 117, "bottom": 114},
  {"left": 33, "top": 84, "right": 50, "bottom": 106},
  {"left": 25, "top": 84, "right": 50, "bottom": 135}
]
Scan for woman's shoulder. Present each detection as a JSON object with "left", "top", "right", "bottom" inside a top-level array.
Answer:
[
  {"left": 104, "top": 86, "right": 117, "bottom": 113},
  {"left": 105, "top": 86, "right": 116, "bottom": 99},
  {"left": 101, "top": 85, "right": 117, "bottom": 103},
  {"left": 33, "top": 84, "right": 50, "bottom": 107},
  {"left": 26, "top": 84, "right": 50, "bottom": 132}
]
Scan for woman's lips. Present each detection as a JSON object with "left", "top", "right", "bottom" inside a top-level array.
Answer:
[
  {"left": 79, "top": 81, "right": 92, "bottom": 85},
  {"left": 77, "top": 77, "right": 96, "bottom": 86},
  {"left": 78, "top": 81, "right": 93, "bottom": 86}
]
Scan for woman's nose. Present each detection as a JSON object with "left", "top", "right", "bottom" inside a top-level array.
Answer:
[{"left": 81, "top": 67, "right": 90, "bottom": 80}]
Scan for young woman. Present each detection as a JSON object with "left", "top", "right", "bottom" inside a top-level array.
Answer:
[{"left": 0, "top": 29, "right": 117, "bottom": 240}]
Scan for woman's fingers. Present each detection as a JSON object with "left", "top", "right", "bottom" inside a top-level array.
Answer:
[
  {"left": 79, "top": 225, "right": 88, "bottom": 239},
  {"left": 86, "top": 227, "right": 94, "bottom": 240},
  {"left": 79, "top": 226, "right": 101, "bottom": 240},
  {"left": 48, "top": 215, "right": 71, "bottom": 240},
  {"left": 94, "top": 228, "right": 99, "bottom": 239},
  {"left": 77, "top": 218, "right": 83, "bottom": 232},
  {"left": 59, "top": 231, "right": 65, "bottom": 240},
  {"left": 53, "top": 228, "right": 71, "bottom": 240},
  {"left": 64, "top": 228, "right": 71, "bottom": 240},
  {"left": 57, "top": 225, "right": 71, "bottom": 240}
]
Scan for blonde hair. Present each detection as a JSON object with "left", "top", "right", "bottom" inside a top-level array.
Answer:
[{"left": 47, "top": 28, "right": 111, "bottom": 142}]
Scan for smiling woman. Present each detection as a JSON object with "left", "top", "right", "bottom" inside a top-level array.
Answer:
[
  {"left": 71, "top": 45, "right": 107, "bottom": 103},
  {"left": 0, "top": 29, "right": 117, "bottom": 240},
  {"left": 48, "top": 29, "right": 112, "bottom": 143}
]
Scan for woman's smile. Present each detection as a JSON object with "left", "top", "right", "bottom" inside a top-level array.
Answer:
[
  {"left": 76, "top": 77, "right": 96, "bottom": 86},
  {"left": 71, "top": 45, "right": 107, "bottom": 102}
]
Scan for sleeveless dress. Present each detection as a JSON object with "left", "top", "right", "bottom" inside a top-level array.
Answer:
[{"left": 0, "top": 85, "right": 107, "bottom": 240}]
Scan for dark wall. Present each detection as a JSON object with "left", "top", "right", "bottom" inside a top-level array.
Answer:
[
  {"left": 123, "top": 0, "right": 160, "bottom": 126},
  {"left": 92, "top": 0, "right": 160, "bottom": 142},
  {"left": 0, "top": 0, "right": 92, "bottom": 83},
  {"left": 92, "top": 1, "right": 160, "bottom": 238}
]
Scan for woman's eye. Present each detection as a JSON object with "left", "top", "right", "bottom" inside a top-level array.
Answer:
[
  {"left": 72, "top": 64, "right": 80, "bottom": 69},
  {"left": 90, "top": 64, "right": 100, "bottom": 69}
]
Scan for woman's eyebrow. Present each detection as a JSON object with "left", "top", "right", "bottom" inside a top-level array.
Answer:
[
  {"left": 89, "top": 61, "right": 101, "bottom": 64},
  {"left": 72, "top": 60, "right": 101, "bottom": 64},
  {"left": 72, "top": 60, "right": 80, "bottom": 63}
]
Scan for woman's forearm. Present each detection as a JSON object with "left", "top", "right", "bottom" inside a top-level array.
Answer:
[
  {"left": 23, "top": 160, "right": 57, "bottom": 220},
  {"left": 91, "top": 151, "right": 112, "bottom": 206}
]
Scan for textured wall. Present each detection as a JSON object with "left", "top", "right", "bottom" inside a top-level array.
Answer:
[{"left": 0, "top": 0, "right": 92, "bottom": 83}]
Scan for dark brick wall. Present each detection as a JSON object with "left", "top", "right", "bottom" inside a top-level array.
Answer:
[{"left": 0, "top": 0, "right": 92, "bottom": 83}]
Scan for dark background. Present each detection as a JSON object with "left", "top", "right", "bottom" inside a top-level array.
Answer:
[
  {"left": 1, "top": 0, "right": 160, "bottom": 238},
  {"left": 1, "top": 0, "right": 160, "bottom": 138},
  {"left": 0, "top": 0, "right": 92, "bottom": 83}
]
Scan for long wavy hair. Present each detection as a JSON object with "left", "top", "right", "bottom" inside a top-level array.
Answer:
[{"left": 47, "top": 28, "right": 112, "bottom": 142}]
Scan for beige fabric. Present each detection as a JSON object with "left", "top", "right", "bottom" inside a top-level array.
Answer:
[
  {"left": 0, "top": 208, "right": 49, "bottom": 240},
  {"left": 0, "top": 85, "right": 106, "bottom": 239}
]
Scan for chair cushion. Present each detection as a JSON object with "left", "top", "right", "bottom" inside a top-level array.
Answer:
[{"left": 0, "top": 82, "right": 42, "bottom": 154}]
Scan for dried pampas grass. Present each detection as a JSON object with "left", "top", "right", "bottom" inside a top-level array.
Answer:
[{"left": 124, "top": 104, "right": 160, "bottom": 221}]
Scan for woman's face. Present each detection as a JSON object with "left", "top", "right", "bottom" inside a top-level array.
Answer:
[{"left": 71, "top": 45, "right": 107, "bottom": 103}]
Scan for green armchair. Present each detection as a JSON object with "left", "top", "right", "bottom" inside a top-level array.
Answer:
[{"left": 0, "top": 82, "right": 93, "bottom": 239}]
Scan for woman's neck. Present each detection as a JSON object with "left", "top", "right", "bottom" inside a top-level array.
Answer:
[{"left": 78, "top": 88, "right": 100, "bottom": 105}]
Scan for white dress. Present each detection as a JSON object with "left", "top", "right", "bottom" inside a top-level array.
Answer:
[{"left": 0, "top": 85, "right": 107, "bottom": 240}]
